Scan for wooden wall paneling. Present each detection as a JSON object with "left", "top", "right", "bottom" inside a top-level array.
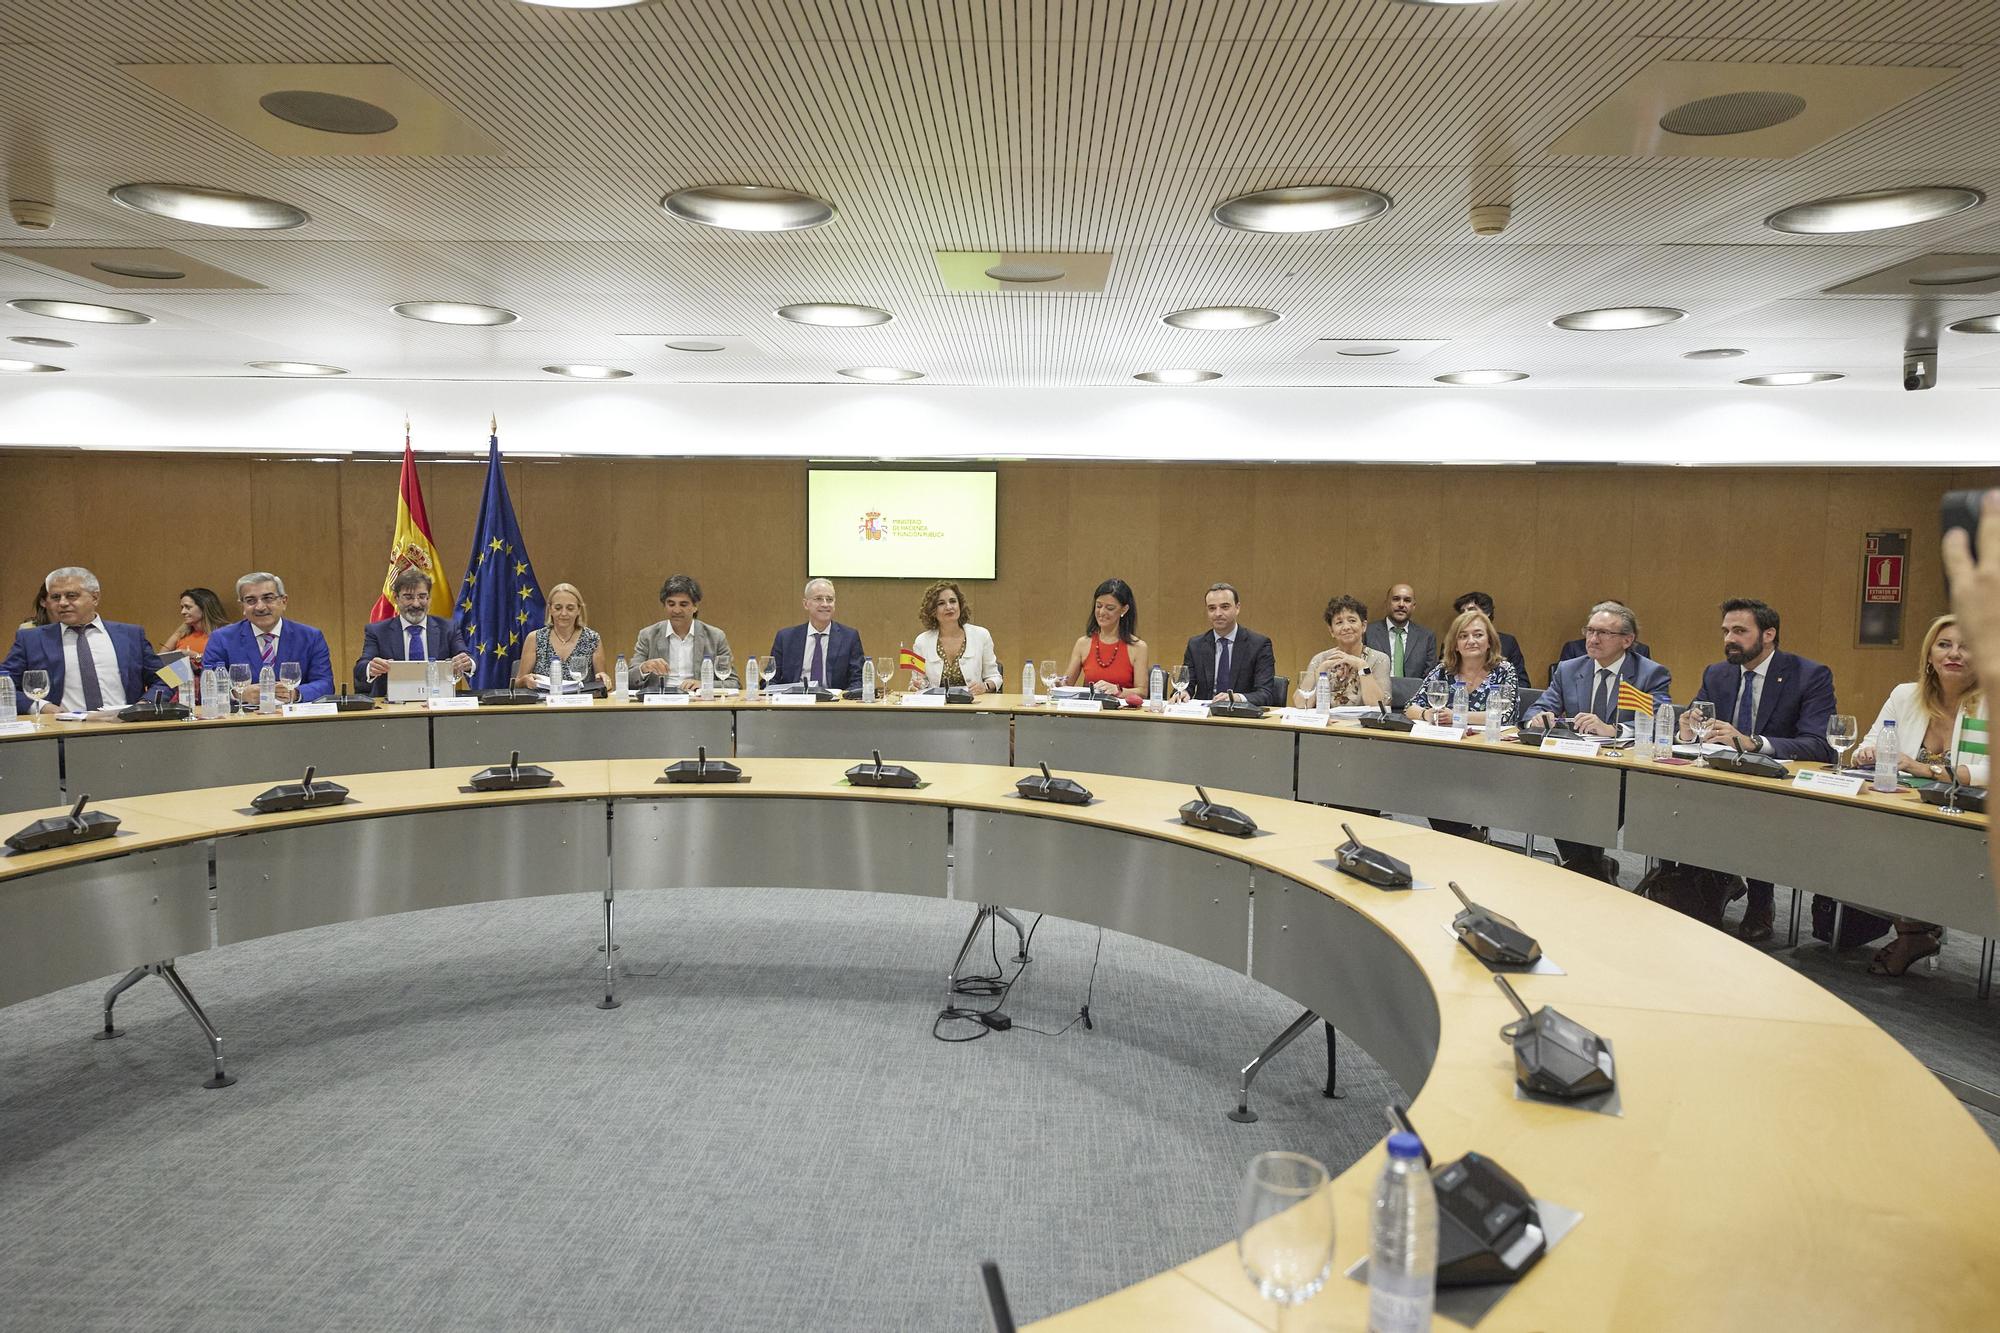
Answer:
[
  {"left": 1526, "top": 468, "right": 1634, "bottom": 682},
  {"left": 246, "top": 459, "right": 347, "bottom": 673}
]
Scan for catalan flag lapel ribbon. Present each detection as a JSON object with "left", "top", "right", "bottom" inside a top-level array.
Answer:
[{"left": 1616, "top": 679, "right": 1656, "bottom": 717}]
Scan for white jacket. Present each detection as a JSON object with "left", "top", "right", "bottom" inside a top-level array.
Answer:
[
  {"left": 1862, "top": 681, "right": 1988, "bottom": 784},
  {"left": 912, "top": 624, "right": 1003, "bottom": 690}
]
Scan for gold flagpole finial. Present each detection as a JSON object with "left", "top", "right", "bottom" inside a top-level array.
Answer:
[{"left": 490, "top": 412, "right": 498, "bottom": 434}]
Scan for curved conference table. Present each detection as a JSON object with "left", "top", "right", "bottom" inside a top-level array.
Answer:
[{"left": 4, "top": 702, "right": 1999, "bottom": 1329}]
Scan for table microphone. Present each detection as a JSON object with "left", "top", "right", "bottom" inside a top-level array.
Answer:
[
  {"left": 6, "top": 794, "right": 123, "bottom": 852},
  {"left": 1334, "top": 822, "right": 1413, "bottom": 888}
]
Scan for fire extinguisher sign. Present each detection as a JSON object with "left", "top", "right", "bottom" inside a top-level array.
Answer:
[{"left": 1858, "top": 530, "right": 1909, "bottom": 647}]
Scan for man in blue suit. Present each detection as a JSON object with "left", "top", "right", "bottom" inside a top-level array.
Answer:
[
  {"left": 4, "top": 566, "right": 164, "bottom": 714},
  {"left": 202, "top": 572, "right": 336, "bottom": 705},
  {"left": 354, "top": 569, "right": 475, "bottom": 695},
  {"left": 1678, "top": 597, "right": 1838, "bottom": 941},
  {"left": 766, "top": 577, "right": 866, "bottom": 691},
  {"left": 1521, "top": 601, "right": 1672, "bottom": 880},
  {"left": 1175, "top": 583, "right": 1280, "bottom": 706}
]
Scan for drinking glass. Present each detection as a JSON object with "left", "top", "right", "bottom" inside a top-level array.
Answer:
[
  {"left": 1237, "top": 1151, "right": 1335, "bottom": 1331},
  {"left": 1170, "top": 665, "right": 1189, "bottom": 698},
  {"left": 1424, "top": 678, "right": 1449, "bottom": 717},
  {"left": 229, "top": 664, "right": 253, "bottom": 713},
  {"left": 1685, "top": 699, "right": 1716, "bottom": 741},
  {"left": 760, "top": 657, "right": 778, "bottom": 691},
  {"left": 278, "top": 662, "right": 303, "bottom": 702},
  {"left": 1040, "top": 659, "right": 1059, "bottom": 695},
  {"left": 1825, "top": 714, "right": 1858, "bottom": 769},
  {"left": 21, "top": 669, "right": 49, "bottom": 727}
]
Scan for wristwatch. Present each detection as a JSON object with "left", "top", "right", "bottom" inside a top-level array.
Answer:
[{"left": 1358, "top": 666, "right": 1371, "bottom": 676}]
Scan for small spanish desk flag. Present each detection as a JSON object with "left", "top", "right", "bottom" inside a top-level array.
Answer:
[
  {"left": 897, "top": 644, "right": 926, "bottom": 673},
  {"left": 1616, "top": 679, "right": 1656, "bottom": 716}
]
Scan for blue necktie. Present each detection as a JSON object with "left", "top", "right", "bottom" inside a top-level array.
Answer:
[
  {"left": 810, "top": 632, "right": 827, "bottom": 687},
  {"left": 1734, "top": 667, "right": 1757, "bottom": 734},
  {"left": 1214, "top": 635, "right": 1232, "bottom": 699},
  {"left": 407, "top": 623, "right": 424, "bottom": 660},
  {"left": 1590, "top": 668, "right": 1614, "bottom": 724},
  {"left": 73, "top": 625, "right": 104, "bottom": 710}
]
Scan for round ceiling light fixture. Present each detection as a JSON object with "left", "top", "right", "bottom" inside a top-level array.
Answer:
[
  {"left": 1162, "top": 305, "right": 1280, "bottom": 330},
  {"left": 259, "top": 90, "right": 399, "bottom": 135},
  {"left": 518, "top": 0, "right": 653, "bottom": 8},
  {"left": 7, "top": 297, "right": 152, "bottom": 324},
  {"left": 1659, "top": 91, "right": 1807, "bottom": 137},
  {"left": 1764, "top": 186, "right": 1984, "bottom": 235},
  {"left": 984, "top": 260, "right": 1066, "bottom": 283},
  {"left": 1335, "top": 344, "right": 1401, "bottom": 357},
  {"left": 662, "top": 185, "right": 836, "bottom": 232},
  {"left": 1552, "top": 305, "right": 1686, "bottom": 331},
  {"left": 1392, "top": 1, "right": 1505, "bottom": 6},
  {"left": 247, "top": 361, "right": 346, "bottom": 376},
  {"left": 776, "top": 302, "right": 891, "bottom": 327},
  {"left": 1949, "top": 313, "right": 2000, "bottom": 334},
  {"left": 1133, "top": 368, "right": 1221, "bottom": 384},
  {"left": 1434, "top": 369, "right": 1528, "bottom": 385},
  {"left": 1739, "top": 371, "right": 1844, "bottom": 386},
  {"left": 90, "top": 259, "right": 187, "bottom": 280},
  {"left": 1211, "top": 184, "right": 1392, "bottom": 234},
  {"left": 838, "top": 366, "right": 924, "bottom": 382},
  {"left": 9, "top": 334, "right": 74, "bottom": 348},
  {"left": 392, "top": 300, "right": 519, "bottom": 326},
  {"left": 663, "top": 340, "right": 727, "bottom": 352},
  {"left": 1683, "top": 347, "right": 1747, "bottom": 360},
  {"left": 0, "top": 358, "right": 62, "bottom": 373},
  {"left": 543, "top": 364, "right": 632, "bottom": 379},
  {"left": 1908, "top": 263, "right": 2000, "bottom": 287},
  {"left": 109, "top": 181, "right": 310, "bottom": 230}
]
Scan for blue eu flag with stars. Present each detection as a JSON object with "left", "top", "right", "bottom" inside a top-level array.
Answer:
[{"left": 453, "top": 427, "right": 545, "bottom": 690}]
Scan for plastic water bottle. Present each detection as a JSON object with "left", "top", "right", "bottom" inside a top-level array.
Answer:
[
  {"left": 700, "top": 655, "right": 716, "bottom": 701},
  {"left": 1149, "top": 665, "right": 1165, "bottom": 710},
  {"left": 614, "top": 653, "right": 630, "bottom": 700},
  {"left": 1020, "top": 659, "right": 1036, "bottom": 701},
  {"left": 742, "top": 656, "right": 758, "bottom": 702},
  {"left": 1368, "top": 1131, "right": 1437, "bottom": 1333},
  {"left": 1449, "top": 682, "right": 1468, "bottom": 723},
  {"left": 1873, "top": 719, "right": 1900, "bottom": 793},
  {"left": 426, "top": 658, "right": 446, "bottom": 700},
  {"left": 1654, "top": 704, "right": 1675, "bottom": 758},
  {"left": 1316, "top": 670, "right": 1332, "bottom": 713},
  {"left": 548, "top": 659, "right": 564, "bottom": 697},
  {"left": 258, "top": 665, "right": 278, "bottom": 714},
  {"left": 0, "top": 674, "right": 14, "bottom": 719},
  {"left": 861, "top": 657, "right": 877, "bottom": 704}
]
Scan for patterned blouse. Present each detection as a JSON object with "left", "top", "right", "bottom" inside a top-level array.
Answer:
[
  {"left": 1412, "top": 658, "right": 1521, "bottom": 722},
  {"left": 530, "top": 625, "right": 599, "bottom": 681}
]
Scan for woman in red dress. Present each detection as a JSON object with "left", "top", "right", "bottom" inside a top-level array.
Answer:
[{"left": 1057, "top": 578, "right": 1152, "bottom": 704}]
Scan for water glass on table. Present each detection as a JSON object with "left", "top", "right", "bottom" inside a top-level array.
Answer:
[
  {"left": 1237, "top": 1150, "right": 1335, "bottom": 1332},
  {"left": 229, "top": 664, "right": 253, "bottom": 713},
  {"left": 21, "top": 669, "right": 50, "bottom": 726},
  {"left": 1423, "top": 678, "right": 1449, "bottom": 721},
  {"left": 1039, "top": 659, "right": 1059, "bottom": 700},
  {"left": 1825, "top": 714, "right": 1859, "bottom": 769},
  {"left": 1684, "top": 699, "right": 1716, "bottom": 741},
  {"left": 278, "top": 662, "right": 303, "bottom": 703}
]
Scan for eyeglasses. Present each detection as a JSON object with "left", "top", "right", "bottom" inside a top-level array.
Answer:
[
  {"left": 241, "top": 593, "right": 286, "bottom": 607},
  {"left": 1582, "top": 626, "right": 1631, "bottom": 639}
]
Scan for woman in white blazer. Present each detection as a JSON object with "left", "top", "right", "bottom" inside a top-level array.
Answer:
[
  {"left": 909, "top": 580, "right": 1003, "bottom": 695},
  {"left": 1851, "top": 614, "right": 1986, "bottom": 975}
]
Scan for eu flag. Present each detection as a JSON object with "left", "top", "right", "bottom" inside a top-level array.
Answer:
[{"left": 452, "top": 427, "right": 545, "bottom": 690}]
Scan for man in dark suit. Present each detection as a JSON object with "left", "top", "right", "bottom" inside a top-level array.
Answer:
[
  {"left": 1521, "top": 601, "right": 1673, "bottom": 880},
  {"left": 1176, "top": 582, "right": 1279, "bottom": 706},
  {"left": 354, "top": 569, "right": 475, "bottom": 695},
  {"left": 4, "top": 566, "right": 164, "bottom": 713},
  {"left": 1363, "top": 583, "right": 1438, "bottom": 681},
  {"left": 767, "top": 577, "right": 867, "bottom": 691},
  {"left": 1679, "top": 597, "right": 1838, "bottom": 941},
  {"left": 1453, "top": 591, "right": 1529, "bottom": 683},
  {"left": 203, "top": 571, "right": 336, "bottom": 705}
]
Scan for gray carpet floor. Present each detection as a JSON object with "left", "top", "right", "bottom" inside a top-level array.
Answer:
[{"left": 0, "top": 888, "right": 1397, "bottom": 1332}]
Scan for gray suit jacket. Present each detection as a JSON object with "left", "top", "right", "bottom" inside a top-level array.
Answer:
[
  {"left": 1363, "top": 618, "right": 1439, "bottom": 680},
  {"left": 632, "top": 618, "right": 738, "bottom": 687}
]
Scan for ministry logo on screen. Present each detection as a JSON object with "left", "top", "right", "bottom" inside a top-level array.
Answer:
[{"left": 858, "top": 511, "right": 888, "bottom": 541}]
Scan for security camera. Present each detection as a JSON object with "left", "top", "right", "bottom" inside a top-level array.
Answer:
[
  {"left": 8, "top": 198, "right": 52, "bottom": 230},
  {"left": 1904, "top": 347, "right": 1938, "bottom": 392}
]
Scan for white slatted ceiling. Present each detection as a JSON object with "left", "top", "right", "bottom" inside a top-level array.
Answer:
[{"left": 1, "top": 0, "right": 1999, "bottom": 388}]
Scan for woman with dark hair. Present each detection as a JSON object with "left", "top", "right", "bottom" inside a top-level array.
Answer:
[
  {"left": 161, "top": 587, "right": 228, "bottom": 662},
  {"left": 20, "top": 584, "right": 50, "bottom": 630},
  {"left": 1056, "top": 577, "right": 1152, "bottom": 701},
  {"left": 1294, "top": 594, "right": 1389, "bottom": 708},
  {"left": 909, "top": 580, "right": 1003, "bottom": 694}
]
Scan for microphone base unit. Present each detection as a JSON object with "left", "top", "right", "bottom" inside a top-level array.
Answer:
[
  {"left": 1704, "top": 751, "right": 1790, "bottom": 780},
  {"left": 249, "top": 781, "right": 352, "bottom": 815},
  {"left": 117, "top": 701, "right": 193, "bottom": 723},
  {"left": 1015, "top": 775, "right": 1093, "bottom": 805},
  {"left": 1178, "top": 800, "right": 1259, "bottom": 837},
  {"left": 1359, "top": 713, "right": 1416, "bottom": 733},
  {"left": 662, "top": 759, "right": 745, "bottom": 784},
  {"left": 1208, "top": 701, "right": 1267, "bottom": 720},
  {"left": 845, "top": 762, "right": 923, "bottom": 788},
  {"left": 469, "top": 764, "right": 557, "bottom": 792},
  {"left": 6, "top": 810, "right": 122, "bottom": 854}
]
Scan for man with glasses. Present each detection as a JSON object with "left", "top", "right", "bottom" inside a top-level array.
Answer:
[
  {"left": 3, "top": 566, "right": 164, "bottom": 714},
  {"left": 202, "top": 572, "right": 335, "bottom": 705},
  {"left": 1519, "top": 601, "right": 1671, "bottom": 881},
  {"left": 354, "top": 569, "right": 475, "bottom": 696}
]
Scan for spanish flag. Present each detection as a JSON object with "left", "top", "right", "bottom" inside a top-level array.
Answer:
[
  {"left": 1616, "top": 679, "right": 1656, "bottom": 716},
  {"left": 367, "top": 422, "right": 449, "bottom": 623},
  {"left": 898, "top": 644, "right": 926, "bottom": 673}
]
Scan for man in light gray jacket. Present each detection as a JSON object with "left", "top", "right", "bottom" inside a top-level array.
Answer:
[{"left": 634, "top": 573, "right": 738, "bottom": 690}]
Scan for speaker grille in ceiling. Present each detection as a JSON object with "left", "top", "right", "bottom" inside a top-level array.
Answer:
[{"left": 1659, "top": 91, "right": 1807, "bottom": 137}]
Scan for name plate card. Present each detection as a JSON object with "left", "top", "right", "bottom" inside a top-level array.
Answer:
[
  {"left": 547, "top": 693, "right": 595, "bottom": 708},
  {"left": 1057, "top": 698, "right": 1104, "bottom": 714},
  {"left": 774, "top": 693, "right": 818, "bottom": 706},
  {"left": 281, "top": 701, "right": 337, "bottom": 718},
  {"left": 0, "top": 719, "right": 36, "bottom": 736},
  {"left": 642, "top": 694, "right": 689, "bottom": 706},
  {"left": 1164, "top": 701, "right": 1210, "bottom": 719},
  {"left": 1794, "top": 770, "right": 1866, "bottom": 798},
  {"left": 900, "top": 694, "right": 948, "bottom": 708},
  {"left": 1278, "top": 708, "right": 1330, "bottom": 727},
  {"left": 1542, "top": 737, "right": 1604, "bottom": 758},
  {"left": 427, "top": 696, "right": 481, "bottom": 711},
  {"left": 1411, "top": 722, "right": 1467, "bottom": 742}
]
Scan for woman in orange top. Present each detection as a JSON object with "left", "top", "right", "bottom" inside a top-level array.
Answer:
[
  {"left": 162, "top": 587, "right": 229, "bottom": 664},
  {"left": 1057, "top": 578, "right": 1151, "bottom": 703}
]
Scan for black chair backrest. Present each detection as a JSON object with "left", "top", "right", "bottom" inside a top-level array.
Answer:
[{"left": 1389, "top": 675, "right": 1425, "bottom": 710}]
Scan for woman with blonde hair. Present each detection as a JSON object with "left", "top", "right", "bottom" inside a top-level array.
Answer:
[
  {"left": 512, "top": 582, "right": 606, "bottom": 688},
  {"left": 908, "top": 580, "right": 1002, "bottom": 695},
  {"left": 1404, "top": 607, "right": 1521, "bottom": 841}
]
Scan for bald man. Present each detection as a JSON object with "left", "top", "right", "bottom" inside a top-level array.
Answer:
[{"left": 1363, "top": 583, "right": 1439, "bottom": 680}]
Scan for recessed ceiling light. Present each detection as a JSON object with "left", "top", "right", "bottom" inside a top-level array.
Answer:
[
  {"left": 1211, "top": 184, "right": 1392, "bottom": 233},
  {"left": 1162, "top": 306, "right": 1280, "bottom": 330},
  {"left": 109, "top": 182, "right": 310, "bottom": 230},
  {"left": 1739, "top": 371, "right": 1844, "bottom": 386},
  {"left": 1683, "top": 347, "right": 1747, "bottom": 360},
  {"left": 0, "top": 358, "right": 62, "bottom": 373},
  {"left": 838, "top": 366, "right": 924, "bottom": 382},
  {"left": 1435, "top": 369, "right": 1528, "bottom": 385},
  {"left": 518, "top": 0, "right": 652, "bottom": 7},
  {"left": 1949, "top": 314, "right": 2000, "bottom": 334},
  {"left": 1134, "top": 368, "right": 1221, "bottom": 384},
  {"left": 776, "top": 302, "right": 892, "bottom": 327},
  {"left": 90, "top": 259, "right": 187, "bottom": 280},
  {"left": 664, "top": 340, "right": 726, "bottom": 352},
  {"left": 1552, "top": 306, "right": 1686, "bottom": 330},
  {"left": 247, "top": 361, "right": 346, "bottom": 376},
  {"left": 1336, "top": 344, "right": 1401, "bottom": 356},
  {"left": 8, "top": 335, "right": 73, "bottom": 348},
  {"left": 7, "top": 297, "right": 152, "bottom": 324},
  {"left": 258, "top": 90, "right": 399, "bottom": 135},
  {"left": 392, "top": 300, "right": 519, "bottom": 326},
  {"left": 984, "top": 260, "right": 1066, "bottom": 283},
  {"left": 662, "top": 185, "right": 836, "bottom": 232},
  {"left": 1908, "top": 263, "right": 2000, "bottom": 287},
  {"left": 1392, "top": 0, "right": 1503, "bottom": 6},
  {"left": 543, "top": 363, "right": 631, "bottom": 379},
  {"left": 1764, "top": 186, "right": 1984, "bottom": 234}
]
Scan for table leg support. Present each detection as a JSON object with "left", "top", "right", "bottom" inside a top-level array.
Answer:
[
  {"left": 595, "top": 888, "right": 621, "bottom": 1010},
  {"left": 1228, "top": 1007, "right": 1320, "bottom": 1123},
  {"left": 93, "top": 965, "right": 148, "bottom": 1041},
  {"left": 1322, "top": 1021, "right": 1344, "bottom": 1100},
  {"left": 153, "top": 961, "right": 236, "bottom": 1089}
]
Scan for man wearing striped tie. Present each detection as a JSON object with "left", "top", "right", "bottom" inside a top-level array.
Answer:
[
  {"left": 1519, "top": 601, "right": 1673, "bottom": 881},
  {"left": 201, "top": 572, "right": 336, "bottom": 706}
]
